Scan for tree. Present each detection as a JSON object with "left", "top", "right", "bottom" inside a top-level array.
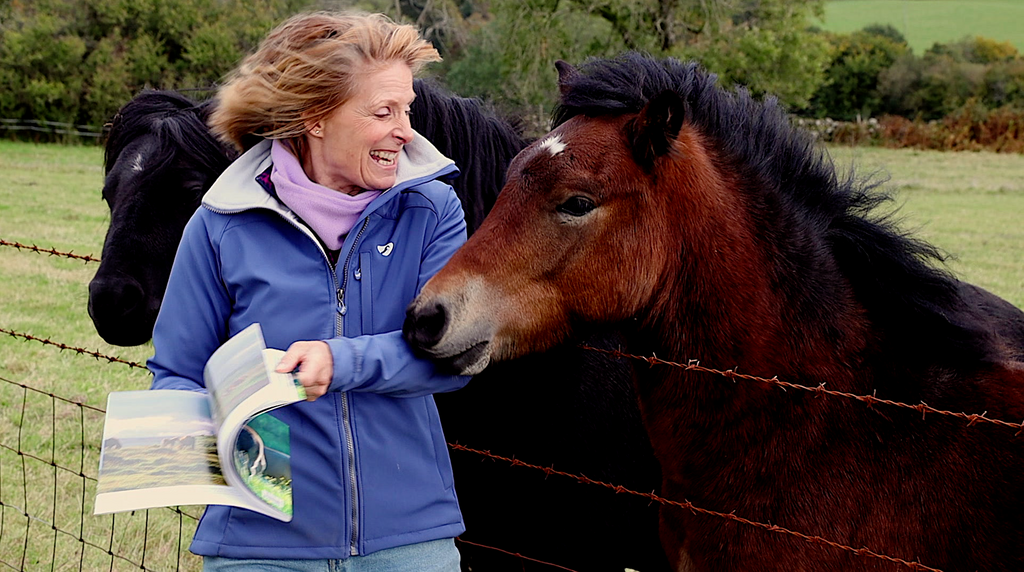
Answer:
[
  {"left": 879, "top": 36, "right": 1024, "bottom": 120},
  {"left": 0, "top": 0, "right": 313, "bottom": 135},
  {"left": 927, "top": 36, "right": 1019, "bottom": 65},
  {"left": 445, "top": 0, "right": 627, "bottom": 134},
  {"left": 442, "top": 0, "right": 829, "bottom": 134},
  {"left": 808, "top": 28, "right": 909, "bottom": 120},
  {"left": 684, "top": 0, "right": 831, "bottom": 111}
]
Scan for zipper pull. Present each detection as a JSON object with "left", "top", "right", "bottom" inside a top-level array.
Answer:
[
  {"left": 354, "top": 266, "right": 362, "bottom": 281},
  {"left": 337, "top": 288, "right": 347, "bottom": 315}
]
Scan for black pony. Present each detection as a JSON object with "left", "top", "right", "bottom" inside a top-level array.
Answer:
[
  {"left": 89, "top": 91, "right": 237, "bottom": 346},
  {"left": 90, "top": 85, "right": 669, "bottom": 571}
]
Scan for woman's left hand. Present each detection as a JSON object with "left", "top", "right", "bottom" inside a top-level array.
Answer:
[{"left": 276, "top": 341, "right": 334, "bottom": 401}]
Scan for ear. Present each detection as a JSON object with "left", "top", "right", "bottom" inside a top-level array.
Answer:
[
  {"left": 555, "top": 60, "right": 579, "bottom": 97},
  {"left": 626, "top": 89, "right": 686, "bottom": 172},
  {"left": 304, "top": 118, "right": 323, "bottom": 138}
]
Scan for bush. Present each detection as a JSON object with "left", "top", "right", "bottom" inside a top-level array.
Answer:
[
  {"left": 926, "top": 35, "right": 1019, "bottom": 65},
  {"left": 808, "top": 27, "right": 909, "bottom": 120},
  {"left": 877, "top": 36, "right": 1024, "bottom": 120},
  {"left": 982, "top": 59, "right": 1024, "bottom": 109},
  {"left": 799, "top": 104, "right": 1024, "bottom": 153},
  {"left": 83, "top": 35, "right": 133, "bottom": 127},
  {"left": 0, "top": 0, "right": 312, "bottom": 139},
  {"left": 690, "top": 23, "right": 832, "bottom": 112}
]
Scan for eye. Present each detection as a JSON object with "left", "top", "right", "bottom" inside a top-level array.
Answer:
[
  {"left": 556, "top": 196, "right": 596, "bottom": 217},
  {"left": 186, "top": 183, "right": 206, "bottom": 199}
]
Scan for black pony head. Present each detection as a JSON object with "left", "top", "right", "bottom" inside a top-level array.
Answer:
[{"left": 89, "top": 90, "right": 238, "bottom": 346}]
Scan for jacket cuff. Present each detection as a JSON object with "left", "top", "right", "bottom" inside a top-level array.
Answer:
[{"left": 325, "top": 337, "right": 356, "bottom": 392}]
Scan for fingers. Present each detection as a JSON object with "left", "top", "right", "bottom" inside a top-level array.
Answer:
[{"left": 276, "top": 341, "right": 333, "bottom": 401}]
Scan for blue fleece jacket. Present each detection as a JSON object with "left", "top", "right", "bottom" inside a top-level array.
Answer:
[{"left": 148, "top": 137, "right": 469, "bottom": 559}]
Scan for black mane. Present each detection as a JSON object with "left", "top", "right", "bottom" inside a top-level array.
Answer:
[
  {"left": 553, "top": 53, "right": 995, "bottom": 379},
  {"left": 104, "top": 90, "right": 238, "bottom": 183},
  {"left": 411, "top": 79, "right": 531, "bottom": 233}
]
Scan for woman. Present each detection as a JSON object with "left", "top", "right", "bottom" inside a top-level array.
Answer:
[{"left": 147, "top": 11, "right": 469, "bottom": 570}]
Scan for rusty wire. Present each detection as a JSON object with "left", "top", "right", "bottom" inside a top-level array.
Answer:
[
  {"left": 454, "top": 538, "right": 580, "bottom": 571},
  {"left": 582, "top": 345, "right": 1024, "bottom": 437},
  {"left": 0, "top": 327, "right": 147, "bottom": 370},
  {"left": 0, "top": 238, "right": 101, "bottom": 263},
  {"left": 448, "top": 442, "right": 944, "bottom": 572}
]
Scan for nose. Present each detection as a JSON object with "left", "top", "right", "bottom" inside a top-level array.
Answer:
[
  {"left": 403, "top": 299, "right": 449, "bottom": 352},
  {"left": 395, "top": 112, "right": 415, "bottom": 144},
  {"left": 88, "top": 271, "right": 157, "bottom": 346}
]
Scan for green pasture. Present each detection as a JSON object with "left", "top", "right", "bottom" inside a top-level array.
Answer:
[
  {"left": 819, "top": 0, "right": 1024, "bottom": 53},
  {"left": 0, "top": 141, "right": 196, "bottom": 571},
  {"left": 0, "top": 139, "right": 1022, "bottom": 569}
]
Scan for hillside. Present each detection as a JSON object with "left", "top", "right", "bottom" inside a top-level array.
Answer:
[{"left": 818, "top": 0, "right": 1024, "bottom": 54}]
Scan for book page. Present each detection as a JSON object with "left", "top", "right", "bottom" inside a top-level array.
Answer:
[
  {"left": 203, "top": 323, "right": 305, "bottom": 432},
  {"left": 94, "top": 390, "right": 282, "bottom": 519},
  {"left": 203, "top": 323, "right": 275, "bottom": 428},
  {"left": 228, "top": 413, "right": 294, "bottom": 519}
]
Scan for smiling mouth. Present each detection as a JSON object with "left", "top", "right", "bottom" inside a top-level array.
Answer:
[{"left": 370, "top": 150, "right": 398, "bottom": 166}]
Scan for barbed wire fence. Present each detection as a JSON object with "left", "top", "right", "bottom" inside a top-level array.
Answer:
[{"left": 4, "top": 238, "right": 1023, "bottom": 571}]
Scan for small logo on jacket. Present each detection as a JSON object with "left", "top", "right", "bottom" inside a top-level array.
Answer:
[{"left": 377, "top": 242, "right": 394, "bottom": 257}]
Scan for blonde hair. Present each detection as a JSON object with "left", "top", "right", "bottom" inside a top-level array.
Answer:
[{"left": 209, "top": 11, "right": 440, "bottom": 151}]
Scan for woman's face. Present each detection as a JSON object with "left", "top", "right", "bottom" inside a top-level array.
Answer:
[{"left": 305, "top": 61, "right": 416, "bottom": 195}]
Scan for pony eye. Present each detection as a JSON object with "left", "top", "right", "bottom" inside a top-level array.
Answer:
[{"left": 556, "top": 196, "right": 596, "bottom": 217}]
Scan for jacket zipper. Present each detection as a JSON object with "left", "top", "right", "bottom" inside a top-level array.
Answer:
[
  {"left": 208, "top": 180, "right": 389, "bottom": 555},
  {"left": 233, "top": 201, "right": 369, "bottom": 556},
  {"left": 337, "top": 217, "right": 369, "bottom": 556}
]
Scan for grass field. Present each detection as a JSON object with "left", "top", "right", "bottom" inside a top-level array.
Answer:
[
  {"left": 0, "top": 141, "right": 196, "bottom": 571},
  {"left": 819, "top": 0, "right": 1024, "bottom": 54},
  {"left": 829, "top": 144, "right": 1024, "bottom": 306},
  {"left": 0, "top": 139, "right": 1021, "bottom": 569}
]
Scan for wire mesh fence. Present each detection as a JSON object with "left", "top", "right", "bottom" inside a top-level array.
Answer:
[{"left": 0, "top": 373, "right": 202, "bottom": 571}]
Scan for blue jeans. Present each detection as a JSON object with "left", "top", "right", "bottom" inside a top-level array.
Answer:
[{"left": 202, "top": 538, "right": 460, "bottom": 572}]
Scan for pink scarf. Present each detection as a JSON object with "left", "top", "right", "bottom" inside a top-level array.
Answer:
[{"left": 270, "top": 140, "right": 381, "bottom": 250}]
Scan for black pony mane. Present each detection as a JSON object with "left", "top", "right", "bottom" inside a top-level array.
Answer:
[
  {"left": 104, "top": 90, "right": 238, "bottom": 181},
  {"left": 553, "top": 53, "right": 994, "bottom": 376},
  {"left": 412, "top": 79, "right": 531, "bottom": 233}
]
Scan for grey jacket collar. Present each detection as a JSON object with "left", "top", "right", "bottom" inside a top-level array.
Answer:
[{"left": 203, "top": 131, "right": 457, "bottom": 214}]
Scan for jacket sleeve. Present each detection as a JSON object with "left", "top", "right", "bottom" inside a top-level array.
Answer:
[
  {"left": 325, "top": 186, "right": 471, "bottom": 398},
  {"left": 147, "top": 211, "right": 231, "bottom": 394}
]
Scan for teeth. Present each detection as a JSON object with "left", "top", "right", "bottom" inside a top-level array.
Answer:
[{"left": 370, "top": 150, "right": 397, "bottom": 165}]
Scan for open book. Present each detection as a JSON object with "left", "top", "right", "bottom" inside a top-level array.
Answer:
[{"left": 94, "top": 323, "right": 306, "bottom": 522}]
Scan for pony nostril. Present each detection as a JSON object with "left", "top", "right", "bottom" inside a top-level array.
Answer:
[
  {"left": 88, "top": 275, "right": 144, "bottom": 318},
  {"left": 403, "top": 301, "right": 449, "bottom": 350}
]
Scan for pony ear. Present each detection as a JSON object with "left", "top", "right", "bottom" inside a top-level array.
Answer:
[
  {"left": 627, "top": 89, "right": 686, "bottom": 172},
  {"left": 555, "top": 60, "right": 579, "bottom": 97}
]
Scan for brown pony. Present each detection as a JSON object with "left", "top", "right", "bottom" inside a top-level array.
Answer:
[{"left": 404, "top": 54, "right": 1024, "bottom": 571}]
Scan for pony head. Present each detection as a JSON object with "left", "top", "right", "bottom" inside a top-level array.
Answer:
[
  {"left": 404, "top": 59, "right": 749, "bottom": 375},
  {"left": 88, "top": 91, "right": 237, "bottom": 346}
]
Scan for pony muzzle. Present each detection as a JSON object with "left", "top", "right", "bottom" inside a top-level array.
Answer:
[{"left": 404, "top": 289, "right": 496, "bottom": 376}]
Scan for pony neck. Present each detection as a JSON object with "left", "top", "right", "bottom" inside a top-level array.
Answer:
[{"left": 631, "top": 178, "right": 873, "bottom": 402}]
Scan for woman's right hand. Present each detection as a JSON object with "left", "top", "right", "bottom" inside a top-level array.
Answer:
[{"left": 276, "top": 341, "right": 334, "bottom": 401}]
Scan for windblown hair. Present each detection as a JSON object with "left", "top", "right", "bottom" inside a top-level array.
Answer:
[{"left": 209, "top": 11, "right": 440, "bottom": 153}]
